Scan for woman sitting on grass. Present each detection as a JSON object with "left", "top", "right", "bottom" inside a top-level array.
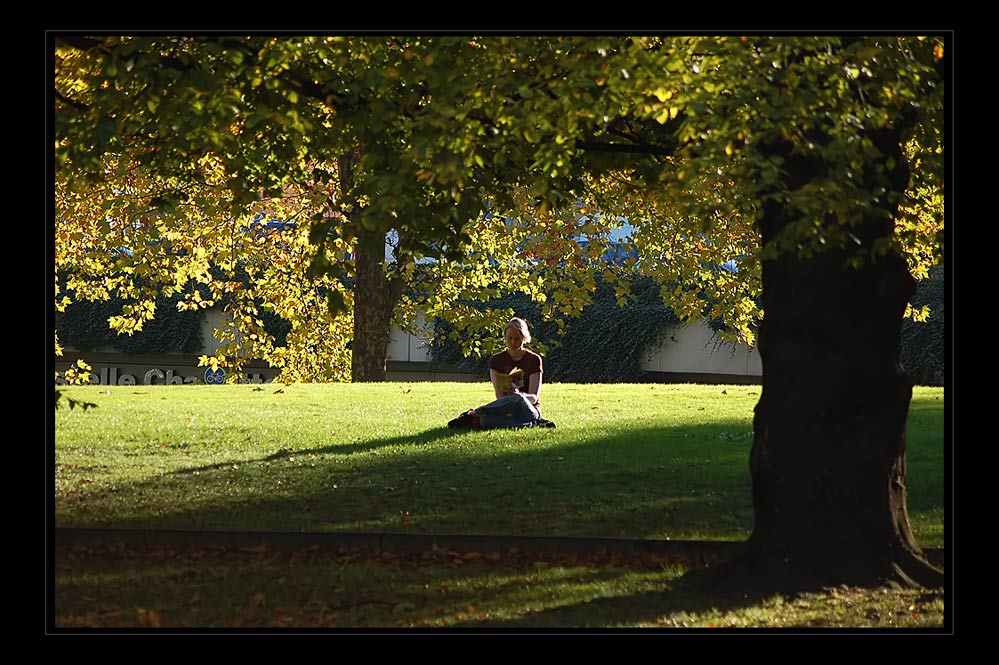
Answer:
[{"left": 448, "top": 317, "right": 555, "bottom": 430}]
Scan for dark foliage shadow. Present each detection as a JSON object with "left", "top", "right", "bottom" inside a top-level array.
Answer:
[
  {"left": 170, "top": 427, "right": 466, "bottom": 475},
  {"left": 87, "top": 418, "right": 757, "bottom": 541},
  {"left": 61, "top": 409, "right": 939, "bottom": 563}
]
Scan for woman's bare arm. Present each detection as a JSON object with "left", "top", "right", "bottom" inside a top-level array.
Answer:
[{"left": 520, "top": 372, "right": 542, "bottom": 406}]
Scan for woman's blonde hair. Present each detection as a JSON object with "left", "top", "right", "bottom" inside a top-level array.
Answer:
[{"left": 505, "top": 317, "right": 532, "bottom": 344}]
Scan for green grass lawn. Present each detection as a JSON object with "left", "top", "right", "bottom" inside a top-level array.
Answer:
[
  {"left": 54, "top": 382, "right": 944, "bottom": 547},
  {"left": 53, "top": 381, "right": 946, "bottom": 630}
]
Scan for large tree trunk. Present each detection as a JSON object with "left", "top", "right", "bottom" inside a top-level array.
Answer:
[{"left": 743, "top": 127, "right": 944, "bottom": 591}]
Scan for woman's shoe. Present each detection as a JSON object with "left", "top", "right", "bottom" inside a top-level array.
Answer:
[{"left": 448, "top": 410, "right": 475, "bottom": 429}]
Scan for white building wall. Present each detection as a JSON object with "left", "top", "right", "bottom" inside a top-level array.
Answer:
[
  {"left": 199, "top": 308, "right": 226, "bottom": 356},
  {"left": 386, "top": 315, "right": 432, "bottom": 363},
  {"left": 640, "top": 321, "right": 760, "bottom": 377}
]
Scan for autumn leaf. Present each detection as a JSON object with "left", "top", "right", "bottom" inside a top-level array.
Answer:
[{"left": 135, "top": 607, "right": 162, "bottom": 627}]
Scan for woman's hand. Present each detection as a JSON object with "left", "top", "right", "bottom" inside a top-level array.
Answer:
[{"left": 520, "top": 393, "right": 539, "bottom": 406}]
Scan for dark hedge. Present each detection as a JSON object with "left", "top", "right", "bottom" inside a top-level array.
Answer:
[
  {"left": 429, "top": 274, "right": 679, "bottom": 383},
  {"left": 900, "top": 265, "right": 946, "bottom": 386},
  {"left": 57, "top": 263, "right": 294, "bottom": 355},
  {"left": 56, "top": 290, "right": 206, "bottom": 354}
]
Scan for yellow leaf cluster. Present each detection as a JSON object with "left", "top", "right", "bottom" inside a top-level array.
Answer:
[{"left": 59, "top": 359, "right": 93, "bottom": 385}]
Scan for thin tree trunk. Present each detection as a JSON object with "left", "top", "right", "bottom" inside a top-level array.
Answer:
[
  {"left": 351, "top": 228, "right": 404, "bottom": 382},
  {"left": 337, "top": 150, "right": 405, "bottom": 383},
  {"left": 743, "top": 127, "right": 943, "bottom": 590}
]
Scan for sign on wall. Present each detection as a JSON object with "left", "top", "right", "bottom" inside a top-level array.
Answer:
[{"left": 54, "top": 353, "right": 278, "bottom": 386}]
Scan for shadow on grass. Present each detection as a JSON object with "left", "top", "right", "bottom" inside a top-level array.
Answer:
[
  {"left": 53, "top": 540, "right": 777, "bottom": 629},
  {"left": 61, "top": 418, "right": 758, "bottom": 541},
  {"left": 460, "top": 569, "right": 770, "bottom": 629},
  {"left": 170, "top": 427, "right": 467, "bottom": 474},
  {"left": 59, "top": 414, "right": 939, "bottom": 546}
]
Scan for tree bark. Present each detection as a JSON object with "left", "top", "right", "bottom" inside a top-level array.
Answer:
[
  {"left": 337, "top": 150, "right": 405, "bottom": 383},
  {"left": 742, "top": 128, "right": 944, "bottom": 591},
  {"left": 350, "top": 228, "right": 404, "bottom": 382}
]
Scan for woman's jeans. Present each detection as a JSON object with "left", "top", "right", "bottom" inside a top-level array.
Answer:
[{"left": 475, "top": 393, "right": 540, "bottom": 429}]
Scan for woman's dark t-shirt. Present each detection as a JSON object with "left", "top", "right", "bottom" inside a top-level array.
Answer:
[{"left": 489, "top": 349, "right": 543, "bottom": 396}]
